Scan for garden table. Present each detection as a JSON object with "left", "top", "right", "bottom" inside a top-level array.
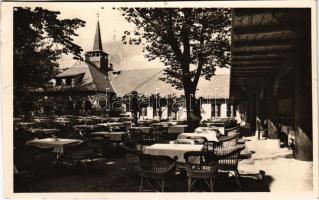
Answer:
[
  {"left": 30, "top": 128, "right": 60, "bottom": 135},
  {"left": 91, "top": 131, "right": 128, "bottom": 141},
  {"left": 26, "top": 138, "right": 82, "bottom": 153},
  {"left": 51, "top": 120, "right": 71, "bottom": 126},
  {"left": 73, "top": 124, "right": 103, "bottom": 131},
  {"left": 177, "top": 131, "right": 219, "bottom": 142},
  {"left": 91, "top": 131, "right": 129, "bottom": 150},
  {"left": 98, "top": 122, "right": 123, "bottom": 127},
  {"left": 143, "top": 143, "right": 204, "bottom": 163}
]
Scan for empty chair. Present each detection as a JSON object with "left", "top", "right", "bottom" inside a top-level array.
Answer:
[
  {"left": 186, "top": 136, "right": 208, "bottom": 145},
  {"left": 217, "top": 132, "right": 240, "bottom": 148},
  {"left": 214, "top": 144, "right": 245, "bottom": 190},
  {"left": 129, "top": 129, "right": 144, "bottom": 143},
  {"left": 224, "top": 126, "right": 239, "bottom": 136},
  {"left": 139, "top": 154, "right": 176, "bottom": 192},
  {"left": 62, "top": 142, "right": 94, "bottom": 174},
  {"left": 121, "top": 141, "right": 143, "bottom": 177},
  {"left": 87, "top": 136, "right": 110, "bottom": 158},
  {"left": 184, "top": 151, "right": 219, "bottom": 192}
]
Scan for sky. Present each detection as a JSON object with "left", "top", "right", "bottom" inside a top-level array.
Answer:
[{"left": 34, "top": 4, "right": 230, "bottom": 74}]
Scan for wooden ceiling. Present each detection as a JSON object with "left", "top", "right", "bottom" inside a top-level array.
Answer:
[{"left": 230, "top": 8, "right": 309, "bottom": 94}]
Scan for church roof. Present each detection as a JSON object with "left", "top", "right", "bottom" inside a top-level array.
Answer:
[
  {"left": 93, "top": 20, "right": 103, "bottom": 51},
  {"left": 55, "top": 60, "right": 114, "bottom": 92},
  {"left": 54, "top": 64, "right": 229, "bottom": 99},
  {"left": 109, "top": 68, "right": 230, "bottom": 98}
]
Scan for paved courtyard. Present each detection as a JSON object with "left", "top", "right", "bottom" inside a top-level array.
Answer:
[{"left": 15, "top": 134, "right": 313, "bottom": 193}]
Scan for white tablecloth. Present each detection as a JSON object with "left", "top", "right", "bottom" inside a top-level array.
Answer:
[
  {"left": 91, "top": 131, "right": 128, "bottom": 141},
  {"left": 98, "top": 122, "right": 123, "bottom": 127},
  {"left": 178, "top": 131, "right": 219, "bottom": 142},
  {"left": 201, "top": 125, "right": 225, "bottom": 135},
  {"left": 30, "top": 128, "right": 60, "bottom": 135},
  {"left": 143, "top": 144, "right": 204, "bottom": 162},
  {"left": 26, "top": 138, "right": 82, "bottom": 153}
]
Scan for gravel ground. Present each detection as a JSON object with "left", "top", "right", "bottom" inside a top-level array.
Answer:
[{"left": 15, "top": 137, "right": 313, "bottom": 193}]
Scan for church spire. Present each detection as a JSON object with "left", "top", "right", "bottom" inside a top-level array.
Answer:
[{"left": 93, "top": 20, "right": 103, "bottom": 51}]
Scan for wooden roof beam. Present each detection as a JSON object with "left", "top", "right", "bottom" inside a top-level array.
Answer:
[
  {"left": 232, "top": 39, "right": 299, "bottom": 48},
  {"left": 232, "top": 61, "right": 282, "bottom": 66},
  {"left": 232, "top": 53, "right": 287, "bottom": 61},
  {"left": 232, "top": 56, "right": 285, "bottom": 62},
  {"left": 232, "top": 47, "right": 296, "bottom": 55},
  {"left": 233, "top": 8, "right": 303, "bottom": 17},
  {"left": 233, "top": 24, "right": 302, "bottom": 35}
]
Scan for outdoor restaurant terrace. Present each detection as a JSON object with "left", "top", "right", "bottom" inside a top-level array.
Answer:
[{"left": 12, "top": 7, "right": 313, "bottom": 193}]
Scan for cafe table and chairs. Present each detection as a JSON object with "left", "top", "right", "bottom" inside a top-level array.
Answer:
[
  {"left": 142, "top": 143, "right": 205, "bottom": 163},
  {"left": 97, "top": 122, "right": 126, "bottom": 132},
  {"left": 177, "top": 130, "right": 219, "bottom": 143},
  {"left": 73, "top": 124, "right": 104, "bottom": 132},
  {"left": 129, "top": 126, "right": 152, "bottom": 134},
  {"left": 168, "top": 124, "right": 188, "bottom": 134},
  {"left": 15, "top": 122, "right": 37, "bottom": 131},
  {"left": 91, "top": 131, "right": 129, "bottom": 150},
  {"left": 26, "top": 137, "right": 83, "bottom": 159}
]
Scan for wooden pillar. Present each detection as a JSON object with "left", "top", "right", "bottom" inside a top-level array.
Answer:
[
  {"left": 293, "top": 55, "right": 312, "bottom": 161},
  {"left": 267, "top": 80, "right": 279, "bottom": 139},
  {"left": 248, "top": 93, "right": 256, "bottom": 134}
]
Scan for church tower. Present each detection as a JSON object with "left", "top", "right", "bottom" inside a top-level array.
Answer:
[{"left": 85, "top": 20, "right": 110, "bottom": 74}]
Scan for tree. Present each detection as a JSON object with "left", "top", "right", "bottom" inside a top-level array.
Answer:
[
  {"left": 121, "top": 8, "right": 231, "bottom": 131},
  {"left": 14, "top": 7, "right": 85, "bottom": 115}
]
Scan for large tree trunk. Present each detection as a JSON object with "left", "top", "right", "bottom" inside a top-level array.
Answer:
[{"left": 184, "top": 87, "right": 202, "bottom": 132}]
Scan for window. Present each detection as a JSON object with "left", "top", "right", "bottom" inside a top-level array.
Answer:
[
  {"left": 233, "top": 105, "right": 237, "bottom": 117},
  {"left": 211, "top": 104, "right": 221, "bottom": 117},
  {"left": 227, "top": 104, "right": 231, "bottom": 117},
  {"left": 142, "top": 107, "right": 147, "bottom": 116},
  {"left": 66, "top": 78, "right": 72, "bottom": 86},
  {"left": 56, "top": 78, "right": 61, "bottom": 86}
]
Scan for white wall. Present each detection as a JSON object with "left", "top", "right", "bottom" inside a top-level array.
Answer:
[
  {"left": 220, "top": 103, "right": 227, "bottom": 117},
  {"left": 161, "top": 107, "right": 168, "bottom": 119},
  {"left": 201, "top": 103, "right": 211, "bottom": 120},
  {"left": 147, "top": 107, "right": 153, "bottom": 119}
]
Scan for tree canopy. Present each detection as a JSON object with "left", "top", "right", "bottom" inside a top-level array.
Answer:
[
  {"left": 121, "top": 8, "right": 231, "bottom": 91},
  {"left": 14, "top": 7, "right": 85, "bottom": 91},
  {"left": 121, "top": 8, "right": 231, "bottom": 130},
  {"left": 14, "top": 7, "right": 85, "bottom": 115}
]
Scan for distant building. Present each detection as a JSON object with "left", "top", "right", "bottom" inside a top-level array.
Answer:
[{"left": 46, "top": 20, "right": 238, "bottom": 121}]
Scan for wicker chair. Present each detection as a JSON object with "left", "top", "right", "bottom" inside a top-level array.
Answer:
[
  {"left": 62, "top": 143, "right": 94, "bottom": 174},
  {"left": 217, "top": 132, "right": 240, "bottom": 148},
  {"left": 121, "top": 141, "right": 143, "bottom": 177},
  {"left": 138, "top": 134, "right": 157, "bottom": 146},
  {"left": 224, "top": 126, "right": 239, "bottom": 135},
  {"left": 214, "top": 144, "right": 245, "bottom": 190},
  {"left": 186, "top": 136, "right": 208, "bottom": 145},
  {"left": 139, "top": 154, "right": 177, "bottom": 192},
  {"left": 87, "top": 136, "right": 110, "bottom": 158},
  {"left": 184, "top": 151, "right": 219, "bottom": 192}
]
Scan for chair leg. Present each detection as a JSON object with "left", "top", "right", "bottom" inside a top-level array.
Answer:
[
  {"left": 234, "top": 170, "right": 242, "bottom": 191},
  {"left": 209, "top": 179, "right": 213, "bottom": 192},
  {"left": 161, "top": 179, "right": 165, "bottom": 192},
  {"left": 187, "top": 177, "right": 192, "bottom": 192},
  {"left": 139, "top": 177, "right": 144, "bottom": 192},
  {"left": 80, "top": 161, "right": 88, "bottom": 174}
]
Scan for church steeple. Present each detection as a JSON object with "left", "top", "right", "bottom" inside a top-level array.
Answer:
[
  {"left": 84, "top": 18, "right": 111, "bottom": 74},
  {"left": 93, "top": 20, "right": 103, "bottom": 51}
]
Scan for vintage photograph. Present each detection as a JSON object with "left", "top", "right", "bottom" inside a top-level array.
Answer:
[{"left": 3, "top": 2, "right": 316, "bottom": 196}]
